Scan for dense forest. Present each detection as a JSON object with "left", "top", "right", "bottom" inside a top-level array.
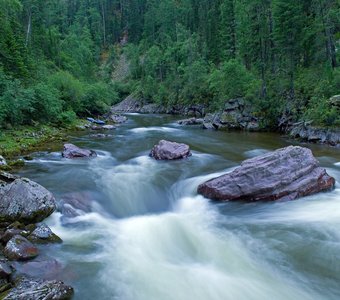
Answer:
[{"left": 0, "top": 0, "right": 339, "bottom": 129}]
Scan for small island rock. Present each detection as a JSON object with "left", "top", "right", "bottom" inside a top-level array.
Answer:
[
  {"left": 150, "top": 140, "right": 192, "bottom": 160},
  {"left": 62, "top": 143, "right": 97, "bottom": 159}
]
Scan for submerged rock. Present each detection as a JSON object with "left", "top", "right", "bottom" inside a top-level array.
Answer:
[
  {"left": 0, "top": 262, "right": 12, "bottom": 279},
  {"left": 2, "top": 276, "right": 73, "bottom": 300},
  {"left": 62, "top": 143, "right": 97, "bottom": 159},
  {"left": 4, "top": 235, "right": 38, "bottom": 261},
  {"left": 0, "top": 172, "right": 56, "bottom": 224},
  {"left": 198, "top": 146, "right": 335, "bottom": 202},
  {"left": 150, "top": 140, "right": 192, "bottom": 160},
  {"left": 12, "top": 258, "right": 64, "bottom": 280},
  {"left": 28, "top": 223, "right": 62, "bottom": 244}
]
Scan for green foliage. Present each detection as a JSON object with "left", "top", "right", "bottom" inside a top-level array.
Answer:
[
  {"left": 208, "top": 60, "right": 260, "bottom": 108},
  {"left": 0, "top": 0, "right": 339, "bottom": 129}
]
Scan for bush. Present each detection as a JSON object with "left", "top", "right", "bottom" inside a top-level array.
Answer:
[
  {"left": 48, "top": 71, "right": 85, "bottom": 114},
  {"left": 57, "top": 110, "right": 77, "bottom": 125},
  {"left": 82, "top": 82, "right": 118, "bottom": 115}
]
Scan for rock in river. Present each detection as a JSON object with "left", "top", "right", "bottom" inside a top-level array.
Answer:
[
  {"left": 197, "top": 146, "right": 335, "bottom": 202},
  {"left": 150, "top": 140, "right": 192, "bottom": 160},
  {"left": 28, "top": 223, "right": 62, "bottom": 244},
  {"left": 0, "top": 172, "right": 56, "bottom": 224},
  {"left": 62, "top": 143, "right": 97, "bottom": 159},
  {"left": 3, "top": 235, "right": 38, "bottom": 261},
  {"left": 1, "top": 276, "right": 73, "bottom": 300}
]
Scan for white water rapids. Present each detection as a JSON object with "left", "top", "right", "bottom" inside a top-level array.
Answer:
[{"left": 19, "top": 114, "right": 340, "bottom": 300}]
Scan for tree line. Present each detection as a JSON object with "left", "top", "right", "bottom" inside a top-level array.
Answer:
[{"left": 0, "top": 0, "right": 339, "bottom": 128}]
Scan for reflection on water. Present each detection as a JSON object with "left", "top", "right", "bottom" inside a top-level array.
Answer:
[{"left": 16, "top": 114, "right": 340, "bottom": 300}]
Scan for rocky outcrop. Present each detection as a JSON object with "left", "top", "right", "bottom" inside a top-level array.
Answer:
[
  {"left": 202, "top": 99, "right": 260, "bottom": 131},
  {"left": 0, "top": 172, "right": 56, "bottom": 224},
  {"left": 62, "top": 143, "right": 97, "bottom": 159},
  {"left": 1, "top": 276, "right": 73, "bottom": 300},
  {"left": 289, "top": 122, "right": 340, "bottom": 146},
  {"left": 111, "top": 95, "right": 206, "bottom": 116},
  {"left": 198, "top": 146, "right": 335, "bottom": 202},
  {"left": 3, "top": 235, "right": 39, "bottom": 261},
  {"left": 111, "top": 95, "right": 144, "bottom": 113},
  {"left": 177, "top": 118, "right": 204, "bottom": 126},
  {"left": 329, "top": 95, "right": 340, "bottom": 108},
  {"left": 150, "top": 140, "right": 192, "bottom": 160}
]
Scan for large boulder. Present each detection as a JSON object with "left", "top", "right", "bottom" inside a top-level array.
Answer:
[
  {"left": 198, "top": 146, "right": 335, "bottom": 202},
  {"left": 1, "top": 276, "right": 73, "bottom": 300},
  {"left": 150, "top": 140, "right": 192, "bottom": 160},
  {"left": 0, "top": 172, "right": 56, "bottom": 224},
  {"left": 3, "top": 235, "right": 38, "bottom": 261},
  {"left": 62, "top": 143, "right": 97, "bottom": 159}
]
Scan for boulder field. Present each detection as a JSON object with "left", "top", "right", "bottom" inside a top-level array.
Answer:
[
  {"left": 198, "top": 146, "right": 335, "bottom": 202},
  {"left": 0, "top": 171, "right": 73, "bottom": 299}
]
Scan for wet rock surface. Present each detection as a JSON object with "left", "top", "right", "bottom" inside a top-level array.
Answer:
[
  {"left": 177, "top": 118, "right": 204, "bottom": 126},
  {"left": 198, "top": 146, "right": 335, "bottom": 202},
  {"left": 0, "top": 172, "right": 56, "bottom": 224},
  {"left": 62, "top": 143, "right": 97, "bottom": 159},
  {"left": 289, "top": 122, "right": 340, "bottom": 146},
  {"left": 1, "top": 276, "right": 74, "bottom": 300},
  {"left": 28, "top": 224, "right": 62, "bottom": 244},
  {"left": 150, "top": 140, "right": 192, "bottom": 160},
  {"left": 4, "top": 235, "right": 39, "bottom": 261}
]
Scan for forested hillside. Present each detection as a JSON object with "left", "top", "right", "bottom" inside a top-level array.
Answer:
[{"left": 1, "top": 0, "right": 339, "bottom": 129}]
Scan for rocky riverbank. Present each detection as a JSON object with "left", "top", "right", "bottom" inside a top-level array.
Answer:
[
  {"left": 287, "top": 122, "right": 340, "bottom": 147},
  {"left": 111, "top": 95, "right": 340, "bottom": 147},
  {"left": 0, "top": 172, "right": 73, "bottom": 299}
]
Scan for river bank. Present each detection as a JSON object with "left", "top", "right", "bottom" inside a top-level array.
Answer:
[{"left": 110, "top": 96, "right": 340, "bottom": 147}]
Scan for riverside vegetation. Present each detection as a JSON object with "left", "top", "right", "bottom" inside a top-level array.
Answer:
[{"left": 0, "top": 0, "right": 339, "bottom": 139}]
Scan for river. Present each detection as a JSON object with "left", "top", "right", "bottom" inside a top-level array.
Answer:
[{"left": 17, "top": 114, "right": 340, "bottom": 300}]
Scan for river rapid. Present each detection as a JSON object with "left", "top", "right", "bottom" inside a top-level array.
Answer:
[{"left": 17, "top": 114, "right": 340, "bottom": 300}]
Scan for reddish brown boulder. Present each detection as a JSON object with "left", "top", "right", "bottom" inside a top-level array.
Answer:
[
  {"left": 150, "top": 140, "right": 192, "bottom": 160},
  {"left": 4, "top": 235, "right": 38, "bottom": 261},
  {"left": 198, "top": 146, "right": 335, "bottom": 202},
  {"left": 62, "top": 144, "right": 97, "bottom": 159}
]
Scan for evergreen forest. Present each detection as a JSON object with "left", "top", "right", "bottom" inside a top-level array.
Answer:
[{"left": 1, "top": 0, "right": 339, "bottom": 129}]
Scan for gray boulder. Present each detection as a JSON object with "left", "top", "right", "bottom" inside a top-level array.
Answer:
[
  {"left": 177, "top": 118, "right": 204, "bottom": 126},
  {"left": 62, "top": 143, "right": 97, "bottom": 159},
  {"left": 109, "top": 114, "right": 128, "bottom": 124},
  {"left": 28, "top": 223, "right": 62, "bottom": 244},
  {"left": 150, "top": 140, "right": 192, "bottom": 160},
  {"left": 2, "top": 276, "right": 73, "bottom": 300},
  {"left": 198, "top": 146, "right": 335, "bottom": 202},
  {"left": 102, "top": 125, "right": 116, "bottom": 130},
  {"left": 4, "top": 235, "right": 38, "bottom": 261},
  {"left": 0, "top": 172, "right": 56, "bottom": 224}
]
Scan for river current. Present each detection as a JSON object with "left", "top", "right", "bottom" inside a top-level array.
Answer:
[{"left": 17, "top": 114, "right": 340, "bottom": 300}]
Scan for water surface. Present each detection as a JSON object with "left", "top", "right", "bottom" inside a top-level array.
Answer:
[{"left": 17, "top": 114, "right": 340, "bottom": 300}]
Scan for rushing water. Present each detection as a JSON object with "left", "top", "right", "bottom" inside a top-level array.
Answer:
[{"left": 17, "top": 114, "right": 340, "bottom": 300}]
